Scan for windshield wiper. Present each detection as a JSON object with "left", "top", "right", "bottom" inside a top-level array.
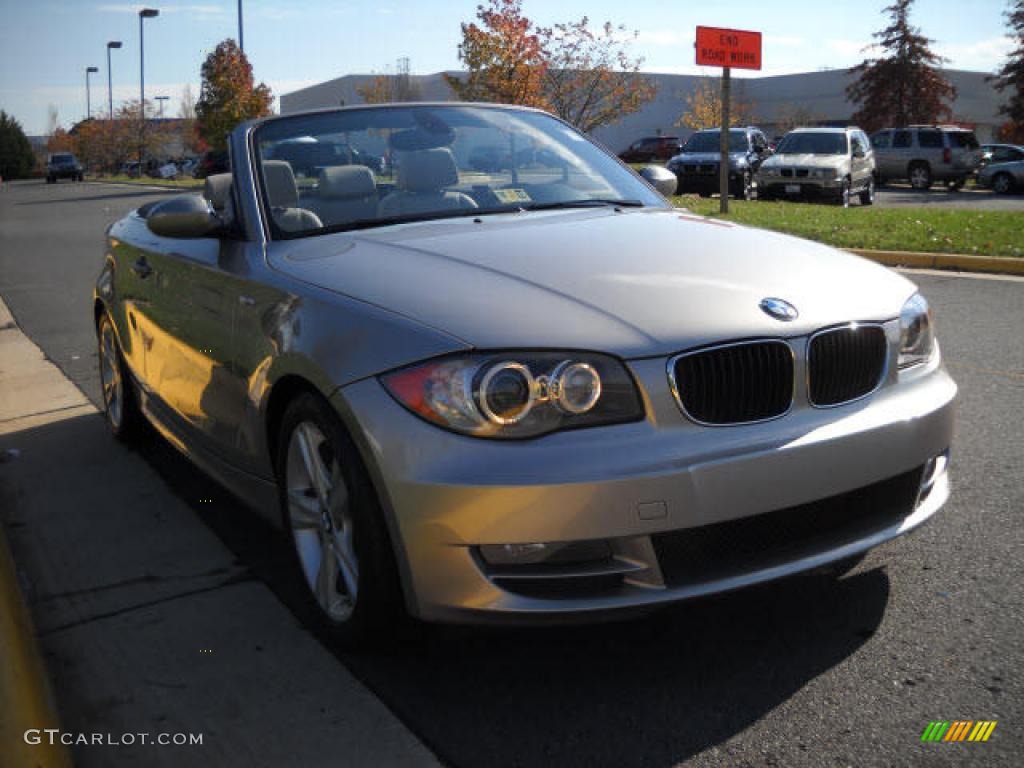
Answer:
[{"left": 517, "top": 199, "right": 645, "bottom": 211}]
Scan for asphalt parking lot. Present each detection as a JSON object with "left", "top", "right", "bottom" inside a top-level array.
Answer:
[
  {"left": 874, "top": 183, "right": 1024, "bottom": 210},
  {"left": 1, "top": 179, "right": 1022, "bottom": 767}
]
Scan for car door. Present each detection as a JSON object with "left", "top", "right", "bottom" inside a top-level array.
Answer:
[
  {"left": 890, "top": 130, "right": 913, "bottom": 178},
  {"left": 850, "top": 132, "right": 871, "bottom": 189},
  {"left": 141, "top": 235, "right": 247, "bottom": 463}
]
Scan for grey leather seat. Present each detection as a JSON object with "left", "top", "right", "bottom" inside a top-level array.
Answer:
[
  {"left": 315, "top": 165, "right": 378, "bottom": 227},
  {"left": 263, "top": 160, "right": 322, "bottom": 233},
  {"left": 379, "top": 148, "right": 477, "bottom": 218}
]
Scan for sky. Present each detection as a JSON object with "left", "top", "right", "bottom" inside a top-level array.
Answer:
[{"left": 0, "top": 0, "right": 1015, "bottom": 135}]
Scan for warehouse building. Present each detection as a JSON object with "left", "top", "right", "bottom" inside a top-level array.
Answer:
[{"left": 281, "top": 67, "right": 1005, "bottom": 150}]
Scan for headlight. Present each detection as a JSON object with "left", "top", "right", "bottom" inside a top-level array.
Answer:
[
  {"left": 899, "top": 293, "right": 935, "bottom": 368},
  {"left": 380, "top": 352, "right": 643, "bottom": 438}
]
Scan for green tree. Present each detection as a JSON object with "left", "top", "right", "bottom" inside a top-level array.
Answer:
[
  {"left": 991, "top": 1, "right": 1024, "bottom": 142},
  {"left": 0, "top": 110, "right": 36, "bottom": 178},
  {"left": 846, "top": 0, "right": 956, "bottom": 133},
  {"left": 196, "top": 39, "right": 273, "bottom": 151}
]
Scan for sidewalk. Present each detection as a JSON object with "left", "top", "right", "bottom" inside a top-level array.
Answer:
[{"left": 0, "top": 296, "right": 439, "bottom": 767}]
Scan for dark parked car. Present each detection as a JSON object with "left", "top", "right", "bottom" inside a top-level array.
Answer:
[
  {"left": 46, "top": 153, "right": 83, "bottom": 183},
  {"left": 666, "top": 127, "right": 771, "bottom": 198},
  {"left": 979, "top": 143, "right": 1024, "bottom": 167},
  {"left": 619, "top": 136, "right": 683, "bottom": 163},
  {"left": 192, "top": 150, "right": 230, "bottom": 179},
  {"left": 269, "top": 139, "right": 381, "bottom": 177}
]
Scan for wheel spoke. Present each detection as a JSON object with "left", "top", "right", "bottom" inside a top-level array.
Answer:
[
  {"left": 332, "top": 527, "right": 359, "bottom": 601},
  {"left": 295, "top": 423, "right": 331, "bottom": 505},
  {"left": 288, "top": 488, "right": 321, "bottom": 529},
  {"left": 294, "top": 529, "right": 321, "bottom": 589},
  {"left": 316, "top": 536, "right": 339, "bottom": 609}
]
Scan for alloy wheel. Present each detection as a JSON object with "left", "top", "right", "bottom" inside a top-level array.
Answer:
[
  {"left": 909, "top": 165, "right": 931, "bottom": 190},
  {"left": 99, "top": 320, "right": 123, "bottom": 430},
  {"left": 285, "top": 421, "right": 359, "bottom": 622},
  {"left": 993, "top": 174, "right": 1012, "bottom": 194}
]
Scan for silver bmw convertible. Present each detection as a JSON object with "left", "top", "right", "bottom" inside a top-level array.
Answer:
[{"left": 94, "top": 104, "right": 956, "bottom": 643}]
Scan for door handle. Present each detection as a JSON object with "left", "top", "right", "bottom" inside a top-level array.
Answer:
[
  {"left": 238, "top": 295, "right": 255, "bottom": 306},
  {"left": 131, "top": 258, "right": 152, "bottom": 279}
]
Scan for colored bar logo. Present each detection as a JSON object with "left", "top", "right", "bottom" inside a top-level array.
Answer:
[{"left": 921, "top": 721, "right": 997, "bottom": 742}]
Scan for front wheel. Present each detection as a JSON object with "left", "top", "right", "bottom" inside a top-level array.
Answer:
[
  {"left": 97, "top": 313, "right": 141, "bottom": 440},
  {"left": 837, "top": 179, "right": 851, "bottom": 208},
  {"left": 909, "top": 163, "right": 932, "bottom": 190},
  {"left": 859, "top": 177, "right": 875, "bottom": 206},
  {"left": 277, "top": 393, "right": 405, "bottom": 647},
  {"left": 992, "top": 173, "right": 1015, "bottom": 195}
]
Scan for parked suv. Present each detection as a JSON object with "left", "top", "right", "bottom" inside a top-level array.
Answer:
[
  {"left": 666, "top": 127, "right": 771, "bottom": 199},
  {"left": 758, "top": 127, "right": 875, "bottom": 207},
  {"left": 870, "top": 126, "right": 981, "bottom": 190},
  {"left": 46, "top": 153, "right": 84, "bottom": 183},
  {"left": 619, "top": 136, "right": 683, "bottom": 163}
]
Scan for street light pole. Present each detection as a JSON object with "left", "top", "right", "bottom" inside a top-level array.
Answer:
[
  {"left": 85, "top": 67, "right": 99, "bottom": 120},
  {"left": 106, "top": 41, "right": 122, "bottom": 121},
  {"left": 238, "top": 0, "right": 244, "bottom": 51},
  {"left": 155, "top": 95, "right": 169, "bottom": 118},
  {"left": 138, "top": 8, "right": 159, "bottom": 165}
]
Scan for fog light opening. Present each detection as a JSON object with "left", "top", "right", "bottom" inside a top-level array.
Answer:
[{"left": 918, "top": 448, "right": 950, "bottom": 503}]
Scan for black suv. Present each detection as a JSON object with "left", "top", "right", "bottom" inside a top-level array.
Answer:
[
  {"left": 666, "top": 127, "right": 771, "bottom": 198},
  {"left": 46, "top": 153, "right": 84, "bottom": 183}
]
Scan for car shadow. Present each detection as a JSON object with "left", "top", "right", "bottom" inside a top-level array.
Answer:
[{"left": 116, "top": 419, "right": 891, "bottom": 768}]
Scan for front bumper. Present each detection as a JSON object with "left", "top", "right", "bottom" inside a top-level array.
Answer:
[
  {"left": 337, "top": 336, "right": 956, "bottom": 624},
  {"left": 671, "top": 166, "right": 746, "bottom": 193},
  {"left": 759, "top": 176, "right": 843, "bottom": 197}
]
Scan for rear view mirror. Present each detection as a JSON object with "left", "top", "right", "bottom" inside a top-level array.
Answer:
[
  {"left": 853, "top": 147, "right": 866, "bottom": 159},
  {"left": 146, "top": 194, "right": 224, "bottom": 239},
  {"left": 638, "top": 165, "right": 679, "bottom": 197}
]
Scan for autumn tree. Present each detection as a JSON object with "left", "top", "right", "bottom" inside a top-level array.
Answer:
[
  {"left": 446, "top": 0, "right": 549, "bottom": 108},
  {"left": 538, "top": 18, "right": 656, "bottom": 133},
  {"left": 845, "top": 0, "right": 955, "bottom": 133},
  {"left": 46, "top": 128, "right": 77, "bottom": 154},
  {"left": 196, "top": 39, "right": 273, "bottom": 151},
  {"left": 676, "top": 78, "right": 756, "bottom": 130},
  {"left": 991, "top": 0, "right": 1024, "bottom": 142},
  {"left": 0, "top": 111, "right": 36, "bottom": 179},
  {"left": 774, "top": 102, "right": 825, "bottom": 133}
]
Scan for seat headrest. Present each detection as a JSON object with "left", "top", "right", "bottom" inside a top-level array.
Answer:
[
  {"left": 263, "top": 160, "right": 299, "bottom": 208},
  {"left": 398, "top": 148, "right": 459, "bottom": 193},
  {"left": 203, "top": 173, "right": 232, "bottom": 212},
  {"left": 319, "top": 165, "right": 376, "bottom": 200}
]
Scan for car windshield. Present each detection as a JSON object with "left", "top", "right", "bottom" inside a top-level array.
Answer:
[
  {"left": 683, "top": 131, "right": 747, "bottom": 153},
  {"left": 776, "top": 132, "right": 848, "bottom": 155},
  {"left": 51, "top": 154, "right": 74, "bottom": 163},
  {"left": 253, "top": 105, "right": 665, "bottom": 239}
]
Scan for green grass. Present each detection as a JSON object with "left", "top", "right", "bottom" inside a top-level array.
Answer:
[
  {"left": 671, "top": 196, "right": 1024, "bottom": 258},
  {"left": 87, "top": 173, "right": 203, "bottom": 189}
]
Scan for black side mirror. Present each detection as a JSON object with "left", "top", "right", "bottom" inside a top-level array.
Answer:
[{"left": 146, "top": 194, "right": 224, "bottom": 239}]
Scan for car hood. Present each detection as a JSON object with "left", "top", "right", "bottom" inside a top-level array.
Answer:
[
  {"left": 762, "top": 153, "right": 847, "bottom": 169},
  {"left": 267, "top": 208, "right": 916, "bottom": 358}
]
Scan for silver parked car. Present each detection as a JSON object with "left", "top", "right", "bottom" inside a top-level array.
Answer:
[
  {"left": 870, "top": 125, "right": 981, "bottom": 190},
  {"left": 976, "top": 158, "right": 1024, "bottom": 194},
  {"left": 757, "top": 127, "right": 875, "bottom": 206},
  {"left": 94, "top": 104, "right": 956, "bottom": 644}
]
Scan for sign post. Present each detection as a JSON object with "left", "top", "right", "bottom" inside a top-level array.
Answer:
[{"left": 694, "top": 26, "right": 762, "bottom": 213}]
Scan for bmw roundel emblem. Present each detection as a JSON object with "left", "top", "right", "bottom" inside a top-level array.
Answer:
[{"left": 759, "top": 297, "right": 799, "bottom": 322}]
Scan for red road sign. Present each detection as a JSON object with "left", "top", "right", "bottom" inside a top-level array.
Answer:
[{"left": 695, "top": 26, "right": 762, "bottom": 70}]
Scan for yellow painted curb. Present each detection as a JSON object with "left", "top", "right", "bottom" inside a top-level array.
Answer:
[
  {"left": 850, "top": 249, "right": 1024, "bottom": 276},
  {"left": 0, "top": 527, "right": 72, "bottom": 768}
]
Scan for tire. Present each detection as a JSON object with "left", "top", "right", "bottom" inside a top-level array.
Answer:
[
  {"left": 908, "top": 162, "right": 932, "bottom": 190},
  {"left": 733, "top": 170, "right": 753, "bottom": 200},
  {"left": 859, "top": 176, "right": 875, "bottom": 206},
  {"left": 837, "top": 178, "right": 851, "bottom": 208},
  {"left": 46, "top": 176, "right": 54, "bottom": 184},
  {"left": 276, "top": 392, "right": 405, "bottom": 647},
  {"left": 992, "top": 172, "right": 1015, "bottom": 195},
  {"left": 946, "top": 178, "right": 964, "bottom": 191},
  {"left": 97, "top": 313, "right": 141, "bottom": 441}
]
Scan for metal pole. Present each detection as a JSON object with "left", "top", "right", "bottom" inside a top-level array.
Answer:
[
  {"left": 719, "top": 67, "right": 731, "bottom": 214},
  {"left": 86, "top": 70, "right": 91, "bottom": 120},
  {"left": 238, "top": 0, "right": 244, "bottom": 51},
  {"left": 107, "top": 47, "right": 113, "bottom": 120},
  {"left": 140, "top": 13, "right": 145, "bottom": 164}
]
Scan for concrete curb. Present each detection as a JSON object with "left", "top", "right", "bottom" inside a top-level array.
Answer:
[
  {"left": 848, "top": 249, "right": 1024, "bottom": 276},
  {"left": 0, "top": 295, "right": 73, "bottom": 766}
]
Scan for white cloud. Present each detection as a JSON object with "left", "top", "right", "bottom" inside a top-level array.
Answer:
[
  {"left": 96, "top": 3, "right": 227, "bottom": 18},
  {"left": 764, "top": 35, "right": 805, "bottom": 47},
  {"left": 935, "top": 36, "right": 1014, "bottom": 70},
  {"left": 636, "top": 29, "right": 684, "bottom": 46}
]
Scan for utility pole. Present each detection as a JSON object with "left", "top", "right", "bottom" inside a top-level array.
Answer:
[
  {"left": 107, "top": 41, "right": 122, "bottom": 121},
  {"left": 86, "top": 66, "right": 99, "bottom": 120},
  {"left": 238, "top": 0, "right": 244, "bottom": 51}
]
